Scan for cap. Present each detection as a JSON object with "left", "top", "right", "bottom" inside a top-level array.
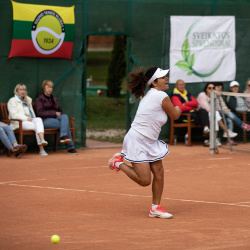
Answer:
[
  {"left": 230, "top": 81, "right": 239, "bottom": 88},
  {"left": 147, "top": 68, "right": 170, "bottom": 85}
]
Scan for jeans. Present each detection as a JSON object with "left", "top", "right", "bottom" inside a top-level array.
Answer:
[
  {"left": 43, "top": 114, "right": 74, "bottom": 150},
  {"left": 0, "top": 122, "right": 17, "bottom": 150},
  {"left": 219, "top": 111, "right": 243, "bottom": 131}
]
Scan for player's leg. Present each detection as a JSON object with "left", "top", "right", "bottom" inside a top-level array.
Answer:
[
  {"left": 149, "top": 160, "right": 173, "bottom": 219},
  {"left": 109, "top": 154, "right": 151, "bottom": 186},
  {"left": 121, "top": 162, "right": 151, "bottom": 186},
  {"left": 149, "top": 160, "right": 164, "bottom": 205},
  {"left": 112, "top": 161, "right": 151, "bottom": 186}
]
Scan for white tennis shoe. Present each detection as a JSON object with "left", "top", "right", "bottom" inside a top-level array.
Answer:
[
  {"left": 149, "top": 205, "right": 173, "bottom": 219},
  {"left": 223, "top": 130, "right": 237, "bottom": 138}
]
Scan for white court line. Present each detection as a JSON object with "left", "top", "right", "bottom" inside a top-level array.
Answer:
[
  {"left": 4, "top": 182, "right": 250, "bottom": 209},
  {"left": 233, "top": 201, "right": 250, "bottom": 204},
  {"left": 0, "top": 179, "right": 47, "bottom": 184},
  {"left": 166, "top": 157, "right": 232, "bottom": 163}
]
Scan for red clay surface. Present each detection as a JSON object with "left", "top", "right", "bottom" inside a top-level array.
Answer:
[{"left": 0, "top": 142, "right": 250, "bottom": 250}]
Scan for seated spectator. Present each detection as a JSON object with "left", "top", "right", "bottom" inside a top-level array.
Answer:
[
  {"left": 7, "top": 84, "right": 48, "bottom": 156},
  {"left": 197, "top": 82, "right": 237, "bottom": 146},
  {"left": 171, "top": 79, "right": 210, "bottom": 146},
  {"left": 243, "top": 79, "right": 250, "bottom": 109},
  {"left": 0, "top": 121, "right": 27, "bottom": 158},
  {"left": 226, "top": 80, "right": 250, "bottom": 122},
  {"left": 214, "top": 82, "right": 250, "bottom": 145},
  {"left": 35, "top": 80, "right": 78, "bottom": 154}
]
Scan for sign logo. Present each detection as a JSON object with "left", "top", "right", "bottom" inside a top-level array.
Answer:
[
  {"left": 169, "top": 16, "right": 235, "bottom": 83},
  {"left": 175, "top": 19, "right": 225, "bottom": 77},
  {"left": 31, "top": 10, "right": 65, "bottom": 55}
]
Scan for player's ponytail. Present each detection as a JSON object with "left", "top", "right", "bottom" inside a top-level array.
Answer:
[{"left": 127, "top": 67, "right": 157, "bottom": 99}]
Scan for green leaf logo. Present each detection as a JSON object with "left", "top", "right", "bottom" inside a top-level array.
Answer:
[
  {"left": 175, "top": 60, "right": 190, "bottom": 71},
  {"left": 175, "top": 19, "right": 224, "bottom": 78},
  {"left": 176, "top": 37, "right": 193, "bottom": 74}
]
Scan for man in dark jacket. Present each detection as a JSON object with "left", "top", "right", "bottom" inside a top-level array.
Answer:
[{"left": 35, "top": 80, "right": 78, "bottom": 154}]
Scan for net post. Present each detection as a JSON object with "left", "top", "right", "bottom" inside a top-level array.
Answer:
[
  {"left": 210, "top": 91, "right": 216, "bottom": 154},
  {"left": 217, "top": 92, "right": 233, "bottom": 153}
]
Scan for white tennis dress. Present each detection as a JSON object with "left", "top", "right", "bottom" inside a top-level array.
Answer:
[{"left": 121, "top": 88, "right": 169, "bottom": 163}]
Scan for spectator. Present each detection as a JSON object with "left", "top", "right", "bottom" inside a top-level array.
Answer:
[
  {"left": 197, "top": 82, "right": 237, "bottom": 146},
  {"left": 226, "top": 80, "right": 250, "bottom": 123},
  {"left": 7, "top": 84, "right": 48, "bottom": 156},
  {"left": 214, "top": 82, "right": 250, "bottom": 145},
  {"left": 0, "top": 121, "right": 27, "bottom": 158},
  {"left": 244, "top": 79, "right": 250, "bottom": 109},
  {"left": 171, "top": 79, "right": 210, "bottom": 146},
  {"left": 35, "top": 80, "right": 78, "bottom": 154}
]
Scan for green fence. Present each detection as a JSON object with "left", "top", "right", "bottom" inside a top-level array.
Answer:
[{"left": 0, "top": 0, "right": 249, "bottom": 145}]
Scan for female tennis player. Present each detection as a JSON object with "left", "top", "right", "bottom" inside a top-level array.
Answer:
[{"left": 108, "top": 67, "right": 181, "bottom": 219}]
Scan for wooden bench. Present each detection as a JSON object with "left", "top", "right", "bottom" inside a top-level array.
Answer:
[
  {"left": 169, "top": 113, "right": 202, "bottom": 146},
  {"left": 0, "top": 103, "right": 75, "bottom": 156}
]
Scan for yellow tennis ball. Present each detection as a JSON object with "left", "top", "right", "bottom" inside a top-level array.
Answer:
[{"left": 51, "top": 235, "right": 60, "bottom": 244}]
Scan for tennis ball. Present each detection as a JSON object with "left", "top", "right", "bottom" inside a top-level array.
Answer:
[{"left": 51, "top": 235, "right": 60, "bottom": 244}]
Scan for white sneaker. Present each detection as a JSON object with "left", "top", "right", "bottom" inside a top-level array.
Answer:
[
  {"left": 39, "top": 150, "right": 48, "bottom": 156},
  {"left": 149, "top": 205, "right": 173, "bottom": 219},
  {"left": 215, "top": 138, "right": 222, "bottom": 147},
  {"left": 38, "top": 140, "right": 48, "bottom": 146},
  {"left": 223, "top": 130, "right": 237, "bottom": 138}
]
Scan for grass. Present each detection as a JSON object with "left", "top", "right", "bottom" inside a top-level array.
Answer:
[
  {"left": 86, "top": 96, "right": 127, "bottom": 143},
  {"left": 86, "top": 51, "right": 111, "bottom": 86},
  {"left": 86, "top": 96, "right": 126, "bottom": 130},
  {"left": 86, "top": 51, "right": 128, "bottom": 143},
  {"left": 86, "top": 51, "right": 127, "bottom": 91}
]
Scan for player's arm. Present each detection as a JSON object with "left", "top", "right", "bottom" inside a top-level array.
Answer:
[{"left": 162, "top": 96, "right": 181, "bottom": 120}]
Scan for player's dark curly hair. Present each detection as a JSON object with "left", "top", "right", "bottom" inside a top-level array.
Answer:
[{"left": 127, "top": 66, "right": 157, "bottom": 99}]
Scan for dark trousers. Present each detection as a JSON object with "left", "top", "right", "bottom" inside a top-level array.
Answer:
[{"left": 177, "top": 109, "right": 209, "bottom": 128}]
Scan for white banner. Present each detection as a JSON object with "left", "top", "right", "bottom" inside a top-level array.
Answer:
[{"left": 169, "top": 16, "right": 236, "bottom": 83}]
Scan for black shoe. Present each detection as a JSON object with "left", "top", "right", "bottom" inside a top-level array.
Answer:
[{"left": 68, "top": 148, "right": 78, "bottom": 154}]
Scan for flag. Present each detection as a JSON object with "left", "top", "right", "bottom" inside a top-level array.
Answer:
[
  {"left": 8, "top": 1, "right": 75, "bottom": 59},
  {"left": 169, "top": 16, "right": 236, "bottom": 83}
]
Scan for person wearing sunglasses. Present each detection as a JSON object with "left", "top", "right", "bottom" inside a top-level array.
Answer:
[
  {"left": 243, "top": 79, "right": 250, "bottom": 109},
  {"left": 197, "top": 82, "right": 237, "bottom": 146}
]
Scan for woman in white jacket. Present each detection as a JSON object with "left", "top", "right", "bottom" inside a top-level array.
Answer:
[{"left": 7, "top": 84, "right": 48, "bottom": 156}]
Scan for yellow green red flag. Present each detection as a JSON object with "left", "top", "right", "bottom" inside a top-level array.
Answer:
[{"left": 9, "top": 1, "right": 75, "bottom": 59}]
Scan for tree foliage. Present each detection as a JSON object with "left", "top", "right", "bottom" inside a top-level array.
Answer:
[{"left": 106, "top": 36, "right": 126, "bottom": 98}]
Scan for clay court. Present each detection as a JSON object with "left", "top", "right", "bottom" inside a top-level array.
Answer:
[{"left": 0, "top": 142, "right": 250, "bottom": 250}]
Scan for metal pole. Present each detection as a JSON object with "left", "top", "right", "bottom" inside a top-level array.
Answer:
[
  {"left": 217, "top": 92, "right": 233, "bottom": 153},
  {"left": 210, "top": 91, "right": 216, "bottom": 154}
]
